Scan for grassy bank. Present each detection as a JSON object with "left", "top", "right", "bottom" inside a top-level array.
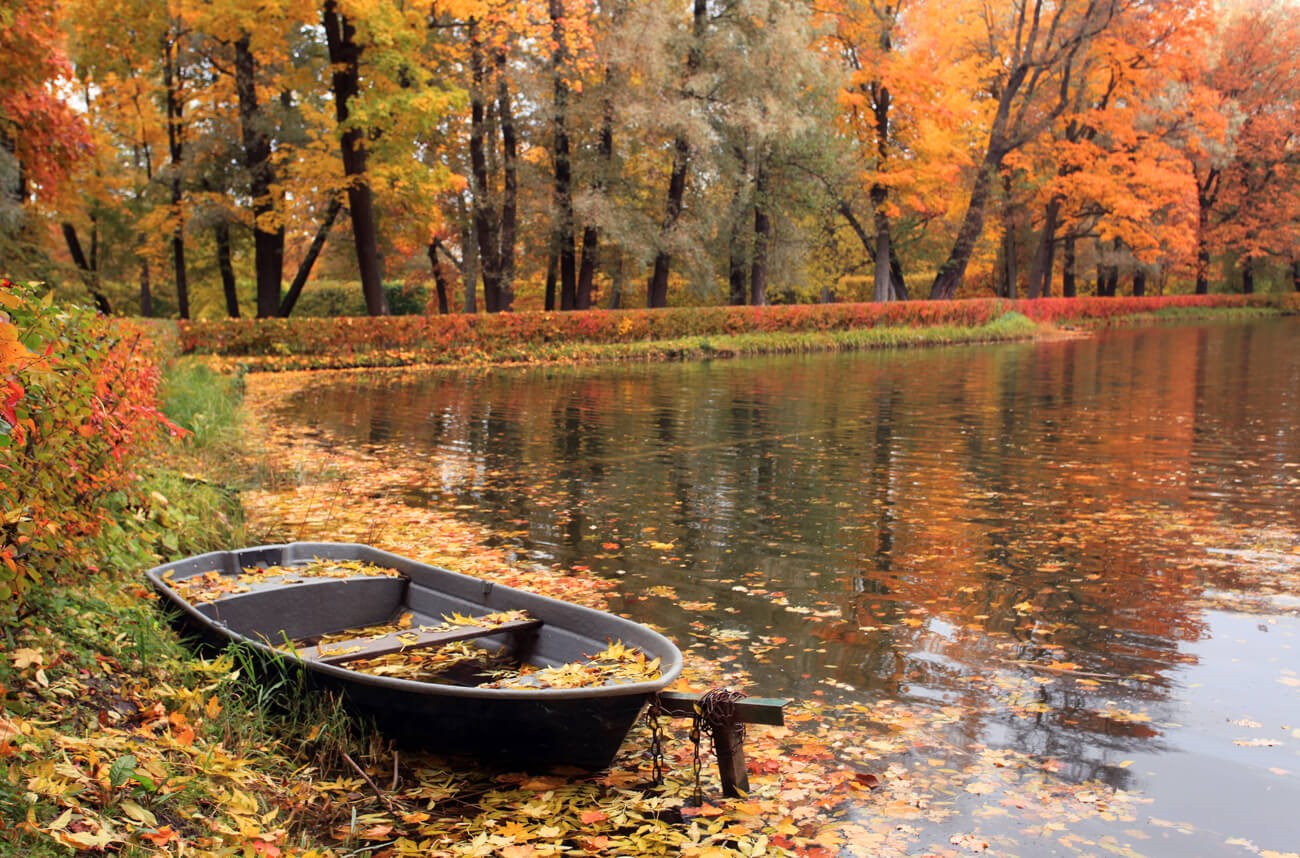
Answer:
[{"left": 0, "top": 356, "right": 345, "bottom": 855}]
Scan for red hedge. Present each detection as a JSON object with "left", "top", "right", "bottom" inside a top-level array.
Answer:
[{"left": 178, "top": 294, "right": 1282, "bottom": 368}]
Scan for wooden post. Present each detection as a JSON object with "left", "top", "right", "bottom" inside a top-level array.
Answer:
[
  {"left": 712, "top": 717, "right": 749, "bottom": 797},
  {"left": 654, "top": 691, "right": 787, "bottom": 798}
]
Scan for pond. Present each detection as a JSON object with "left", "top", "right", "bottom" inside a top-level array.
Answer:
[{"left": 276, "top": 318, "right": 1300, "bottom": 856}]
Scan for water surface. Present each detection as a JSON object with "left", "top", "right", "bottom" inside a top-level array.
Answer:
[{"left": 278, "top": 318, "right": 1300, "bottom": 855}]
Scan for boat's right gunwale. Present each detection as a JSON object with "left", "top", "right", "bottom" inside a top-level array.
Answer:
[{"left": 145, "top": 541, "right": 684, "bottom": 702}]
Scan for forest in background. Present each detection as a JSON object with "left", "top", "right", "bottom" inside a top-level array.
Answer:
[{"left": 1, "top": 0, "right": 1298, "bottom": 319}]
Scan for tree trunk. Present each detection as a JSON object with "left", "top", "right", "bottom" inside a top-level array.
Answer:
[
  {"left": 864, "top": 7, "right": 906, "bottom": 304},
  {"left": 1132, "top": 268, "right": 1146, "bottom": 297},
  {"left": 1026, "top": 196, "right": 1061, "bottom": 299},
  {"left": 931, "top": 156, "right": 1000, "bottom": 299},
  {"left": 163, "top": 33, "right": 190, "bottom": 319},
  {"left": 998, "top": 168, "right": 1019, "bottom": 298},
  {"left": 1062, "top": 231, "right": 1077, "bottom": 297},
  {"left": 1240, "top": 257, "right": 1254, "bottom": 294},
  {"left": 1195, "top": 170, "right": 1217, "bottom": 296},
  {"left": 214, "top": 220, "right": 240, "bottom": 317},
  {"left": 236, "top": 34, "right": 285, "bottom": 318},
  {"left": 427, "top": 239, "right": 451, "bottom": 314},
  {"left": 544, "top": 249, "right": 558, "bottom": 311},
  {"left": 871, "top": 188, "right": 892, "bottom": 303},
  {"left": 1099, "top": 238, "right": 1120, "bottom": 297},
  {"left": 648, "top": 136, "right": 689, "bottom": 309},
  {"left": 749, "top": 162, "right": 771, "bottom": 307},
  {"left": 1293, "top": 260, "right": 1299, "bottom": 293},
  {"left": 728, "top": 211, "right": 748, "bottom": 307},
  {"left": 61, "top": 223, "right": 112, "bottom": 314},
  {"left": 495, "top": 50, "right": 518, "bottom": 311},
  {"left": 323, "top": 0, "right": 387, "bottom": 316},
  {"left": 468, "top": 24, "right": 500, "bottom": 313},
  {"left": 278, "top": 196, "right": 341, "bottom": 317},
  {"left": 550, "top": 0, "right": 577, "bottom": 311},
  {"left": 838, "top": 195, "right": 907, "bottom": 301},
  {"left": 890, "top": 255, "right": 909, "bottom": 301},
  {"left": 139, "top": 258, "right": 153, "bottom": 318},
  {"left": 576, "top": 225, "right": 600, "bottom": 310},
  {"left": 1195, "top": 233, "right": 1211, "bottom": 295},
  {"left": 608, "top": 251, "right": 625, "bottom": 309},
  {"left": 170, "top": 221, "right": 189, "bottom": 319},
  {"left": 134, "top": 143, "right": 154, "bottom": 317},
  {"left": 647, "top": 0, "right": 707, "bottom": 309},
  {"left": 576, "top": 51, "right": 617, "bottom": 310},
  {"left": 458, "top": 197, "right": 479, "bottom": 314}
]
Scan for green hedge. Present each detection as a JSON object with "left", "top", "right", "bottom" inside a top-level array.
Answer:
[{"left": 292, "top": 282, "right": 429, "bottom": 318}]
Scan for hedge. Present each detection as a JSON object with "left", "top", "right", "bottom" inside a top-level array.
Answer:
[
  {"left": 1, "top": 279, "right": 180, "bottom": 612},
  {"left": 177, "top": 294, "right": 1295, "bottom": 370}
]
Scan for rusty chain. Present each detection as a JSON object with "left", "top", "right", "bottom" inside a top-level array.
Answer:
[
  {"left": 645, "top": 687, "right": 747, "bottom": 803},
  {"left": 645, "top": 693, "right": 667, "bottom": 786}
]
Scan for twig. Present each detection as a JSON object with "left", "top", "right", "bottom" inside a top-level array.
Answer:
[
  {"left": 342, "top": 751, "right": 396, "bottom": 811},
  {"left": 392, "top": 750, "right": 400, "bottom": 792},
  {"left": 342, "top": 843, "right": 395, "bottom": 858}
]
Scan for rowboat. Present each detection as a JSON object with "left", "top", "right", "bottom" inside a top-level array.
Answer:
[{"left": 145, "top": 541, "right": 683, "bottom": 769}]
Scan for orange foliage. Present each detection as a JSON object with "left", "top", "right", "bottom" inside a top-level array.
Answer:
[{"left": 0, "top": 0, "right": 89, "bottom": 193}]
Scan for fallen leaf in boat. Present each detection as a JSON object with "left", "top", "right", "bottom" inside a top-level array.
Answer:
[{"left": 166, "top": 559, "right": 402, "bottom": 603}]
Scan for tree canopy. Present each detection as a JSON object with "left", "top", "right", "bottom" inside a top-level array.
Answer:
[{"left": 2, "top": 0, "right": 1297, "bottom": 316}]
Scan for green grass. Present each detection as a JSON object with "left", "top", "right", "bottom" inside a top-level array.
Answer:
[
  {"left": 548, "top": 310, "right": 1042, "bottom": 363},
  {"left": 1148, "top": 305, "right": 1283, "bottom": 323},
  {"left": 160, "top": 358, "right": 245, "bottom": 450}
]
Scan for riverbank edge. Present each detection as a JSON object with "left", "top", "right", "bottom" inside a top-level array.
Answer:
[{"left": 178, "top": 294, "right": 1298, "bottom": 373}]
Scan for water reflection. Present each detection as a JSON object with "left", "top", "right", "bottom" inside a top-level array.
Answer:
[{"left": 277, "top": 320, "right": 1300, "bottom": 788}]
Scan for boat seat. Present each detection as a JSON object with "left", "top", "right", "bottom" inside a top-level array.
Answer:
[{"left": 302, "top": 617, "right": 544, "bottom": 666}]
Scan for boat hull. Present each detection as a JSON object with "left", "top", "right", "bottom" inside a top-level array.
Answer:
[{"left": 146, "top": 542, "right": 683, "bottom": 769}]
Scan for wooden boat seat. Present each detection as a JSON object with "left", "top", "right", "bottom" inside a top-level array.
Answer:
[{"left": 304, "top": 617, "right": 544, "bottom": 666}]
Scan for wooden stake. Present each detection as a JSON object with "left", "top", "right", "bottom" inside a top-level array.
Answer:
[
  {"left": 712, "top": 717, "right": 749, "bottom": 797},
  {"left": 653, "top": 691, "right": 786, "bottom": 798}
]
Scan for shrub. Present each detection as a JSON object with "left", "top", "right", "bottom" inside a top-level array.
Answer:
[
  {"left": 292, "top": 281, "right": 429, "bottom": 317},
  {"left": 1, "top": 279, "right": 181, "bottom": 613}
]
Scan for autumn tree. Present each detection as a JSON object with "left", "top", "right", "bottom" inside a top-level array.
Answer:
[
  {"left": 928, "top": 0, "right": 1119, "bottom": 299},
  {"left": 644, "top": 0, "right": 708, "bottom": 308},
  {"left": 1008, "top": 0, "right": 1209, "bottom": 299},
  {"left": 828, "top": 0, "right": 910, "bottom": 302},
  {"left": 320, "top": 1, "right": 385, "bottom": 314},
  {"left": 1186, "top": 1, "right": 1300, "bottom": 294},
  {"left": 0, "top": 0, "right": 89, "bottom": 276}
]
